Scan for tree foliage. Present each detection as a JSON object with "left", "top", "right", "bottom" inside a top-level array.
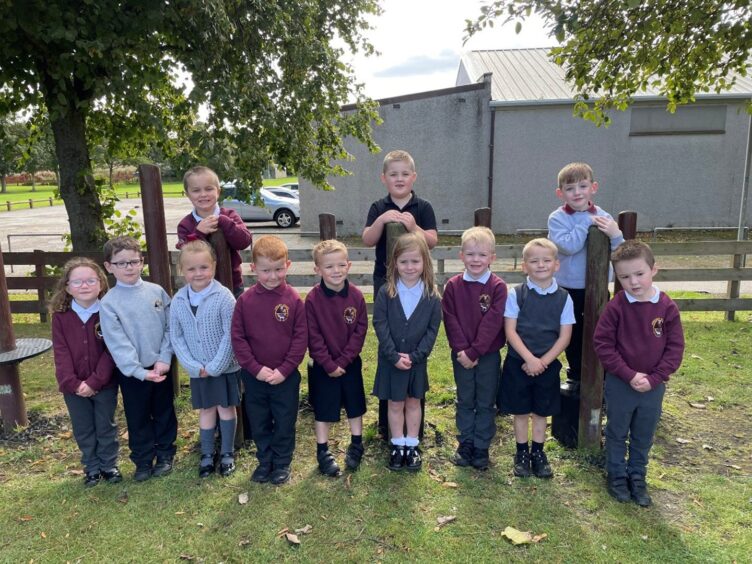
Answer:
[
  {"left": 466, "top": 0, "right": 752, "bottom": 125},
  {"left": 0, "top": 1, "right": 380, "bottom": 251}
]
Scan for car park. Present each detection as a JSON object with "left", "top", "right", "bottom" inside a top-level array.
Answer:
[{"left": 221, "top": 183, "right": 300, "bottom": 228}]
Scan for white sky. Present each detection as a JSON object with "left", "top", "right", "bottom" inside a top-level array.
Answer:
[{"left": 347, "top": 0, "right": 556, "bottom": 100}]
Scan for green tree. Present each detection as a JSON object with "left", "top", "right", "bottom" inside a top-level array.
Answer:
[
  {"left": 466, "top": 0, "right": 752, "bottom": 124},
  {"left": 17, "top": 114, "right": 58, "bottom": 191},
  {"left": 0, "top": 1, "right": 380, "bottom": 251},
  {"left": 0, "top": 117, "right": 25, "bottom": 194}
]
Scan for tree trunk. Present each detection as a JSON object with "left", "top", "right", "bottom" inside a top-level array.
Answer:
[
  {"left": 31, "top": 173, "right": 36, "bottom": 192},
  {"left": 0, "top": 175, "right": 6, "bottom": 193},
  {"left": 109, "top": 162, "right": 114, "bottom": 189},
  {"left": 49, "top": 108, "right": 106, "bottom": 252}
]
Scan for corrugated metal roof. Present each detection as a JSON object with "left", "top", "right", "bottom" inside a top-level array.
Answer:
[{"left": 458, "top": 48, "right": 752, "bottom": 103}]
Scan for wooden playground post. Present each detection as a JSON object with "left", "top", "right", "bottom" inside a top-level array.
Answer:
[
  {"left": 577, "top": 225, "right": 611, "bottom": 449},
  {"left": 614, "top": 211, "right": 638, "bottom": 295},
  {"left": 474, "top": 207, "right": 492, "bottom": 228},
  {"left": 138, "top": 164, "right": 178, "bottom": 395}
]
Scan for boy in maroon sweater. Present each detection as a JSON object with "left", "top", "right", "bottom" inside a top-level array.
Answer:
[
  {"left": 305, "top": 240, "right": 368, "bottom": 476},
  {"left": 231, "top": 236, "right": 307, "bottom": 485},
  {"left": 442, "top": 227, "right": 507, "bottom": 470},
  {"left": 594, "top": 241, "right": 684, "bottom": 507},
  {"left": 177, "top": 166, "right": 252, "bottom": 296}
]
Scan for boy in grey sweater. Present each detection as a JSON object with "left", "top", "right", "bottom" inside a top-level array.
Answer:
[{"left": 100, "top": 236, "right": 177, "bottom": 482}]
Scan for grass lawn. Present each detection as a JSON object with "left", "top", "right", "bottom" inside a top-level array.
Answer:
[
  {"left": 0, "top": 177, "right": 298, "bottom": 210},
  {"left": 1, "top": 295, "right": 750, "bottom": 562}
]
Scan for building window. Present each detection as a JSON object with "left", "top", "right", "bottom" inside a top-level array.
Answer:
[{"left": 629, "top": 105, "right": 726, "bottom": 136}]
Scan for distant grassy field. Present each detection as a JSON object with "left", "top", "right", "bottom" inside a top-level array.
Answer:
[{"left": 0, "top": 177, "right": 298, "bottom": 210}]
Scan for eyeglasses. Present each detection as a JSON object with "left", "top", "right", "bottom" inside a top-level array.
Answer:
[
  {"left": 110, "top": 259, "right": 143, "bottom": 269},
  {"left": 68, "top": 278, "right": 99, "bottom": 288}
]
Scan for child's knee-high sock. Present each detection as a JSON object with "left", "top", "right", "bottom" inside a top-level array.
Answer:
[{"left": 219, "top": 418, "right": 236, "bottom": 461}]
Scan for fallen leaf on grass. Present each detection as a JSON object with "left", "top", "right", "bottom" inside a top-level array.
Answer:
[
  {"left": 179, "top": 555, "right": 194, "bottom": 561},
  {"left": 58, "top": 431, "right": 72, "bottom": 440},
  {"left": 725, "top": 464, "right": 742, "bottom": 470},
  {"left": 434, "top": 515, "right": 457, "bottom": 531},
  {"left": 294, "top": 524, "right": 313, "bottom": 535},
  {"left": 117, "top": 490, "right": 129, "bottom": 504},
  {"left": 442, "top": 481, "right": 459, "bottom": 489},
  {"left": 276, "top": 527, "right": 289, "bottom": 537},
  {"left": 19, "top": 515, "right": 32, "bottom": 522},
  {"left": 693, "top": 498, "right": 704, "bottom": 508},
  {"left": 285, "top": 533, "right": 301, "bottom": 546},
  {"left": 175, "top": 511, "right": 185, "bottom": 515},
  {"left": 706, "top": 396, "right": 714, "bottom": 402},
  {"left": 68, "top": 469, "right": 84, "bottom": 476},
  {"left": 345, "top": 474, "right": 352, "bottom": 489},
  {"left": 675, "top": 438, "right": 691, "bottom": 444},
  {"left": 689, "top": 402, "right": 706, "bottom": 409},
  {"left": 690, "top": 354, "right": 704, "bottom": 360},
  {"left": 501, "top": 527, "right": 547, "bottom": 545},
  {"left": 40, "top": 532, "right": 47, "bottom": 539},
  {"left": 238, "top": 492, "right": 249, "bottom": 505},
  {"left": 239, "top": 538, "right": 251, "bottom": 547},
  {"left": 702, "top": 444, "right": 714, "bottom": 451}
]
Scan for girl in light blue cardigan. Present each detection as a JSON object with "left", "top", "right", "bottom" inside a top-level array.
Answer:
[{"left": 170, "top": 240, "right": 240, "bottom": 478}]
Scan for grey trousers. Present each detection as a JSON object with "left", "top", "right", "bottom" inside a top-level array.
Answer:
[
  {"left": 453, "top": 351, "right": 501, "bottom": 449},
  {"left": 63, "top": 386, "right": 119, "bottom": 474},
  {"left": 604, "top": 373, "right": 665, "bottom": 478}
]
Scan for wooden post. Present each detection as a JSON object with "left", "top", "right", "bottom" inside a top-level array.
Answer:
[
  {"left": 578, "top": 226, "right": 610, "bottom": 449},
  {"left": 474, "top": 207, "right": 492, "bottom": 228},
  {"left": 318, "top": 213, "right": 336, "bottom": 241},
  {"left": 726, "top": 254, "right": 745, "bottom": 321},
  {"left": 615, "top": 211, "right": 638, "bottom": 295},
  {"left": 0, "top": 243, "right": 28, "bottom": 428},
  {"left": 207, "top": 230, "right": 247, "bottom": 445},
  {"left": 28, "top": 199, "right": 33, "bottom": 209},
  {"left": 34, "top": 250, "right": 47, "bottom": 323},
  {"left": 138, "top": 164, "right": 178, "bottom": 395}
]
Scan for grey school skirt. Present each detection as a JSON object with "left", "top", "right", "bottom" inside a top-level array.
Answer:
[{"left": 190, "top": 370, "right": 241, "bottom": 409}]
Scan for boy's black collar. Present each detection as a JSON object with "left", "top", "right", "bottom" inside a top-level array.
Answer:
[
  {"left": 383, "top": 191, "right": 416, "bottom": 209},
  {"left": 320, "top": 278, "right": 349, "bottom": 297}
]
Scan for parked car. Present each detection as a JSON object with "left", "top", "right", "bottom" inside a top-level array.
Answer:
[
  {"left": 279, "top": 182, "right": 299, "bottom": 192},
  {"left": 221, "top": 183, "right": 300, "bottom": 228}
]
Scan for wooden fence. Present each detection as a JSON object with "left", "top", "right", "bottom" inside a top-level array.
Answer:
[{"left": 4, "top": 240, "right": 752, "bottom": 321}]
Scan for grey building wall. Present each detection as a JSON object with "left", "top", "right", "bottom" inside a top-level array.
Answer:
[
  {"left": 492, "top": 100, "right": 751, "bottom": 232},
  {"left": 300, "top": 78, "right": 493, "bottom": 236},
  {"left": 302, "top": 80, "right": 751, "bottom": 235}
]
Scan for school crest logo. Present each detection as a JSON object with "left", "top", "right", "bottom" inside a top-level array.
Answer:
[
  {"left": 651, "top": 317, "right": 664, "bottom": 337},
  {"left": 479, "top": 294, "right": 491, "bottom": 313},
  {"left": 274, "top": 304, "right": 289, "bottom": 322},
  {"left": 94, "top": 322, "right": 104, "bottom": 340},
  {"left": 343, "top": 307, "right": 357, "bottom": 325},
  {"left": 154, "top": 299, "right": 163, "bottom": 311}
]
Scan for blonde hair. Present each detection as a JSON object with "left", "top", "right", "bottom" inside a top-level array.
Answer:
[
  {"left": 183, "top": 166, "right": 220, "bottom": 192},
  {"left": 385, "top": 232, "right": 437, "bottom": 299},
  {"left": 178, "top": 240, "right": 216, "bottom": 273},
  {"left": 461, "top": 226, "right": 495, "bottom": 251},
  {"left": 557, "top": 162, "right": 594, "bottom": 188},
  {"left": 311, "top": 239, "right": 348, "bottom": 266},
  {"left": 612, "top": 240, "right": 655, "bottom": 268},
  {"left": 252, "top": 235, "right": 288, "bottom": 263},
  {"left": 382, "top": 150, "right": 416, "bottom": 173},
  {"left": 522, "top": 238, "right": 559, "bottom": 261},
  {"left": 48, "top": 257, "right": 109, "bottom": 314}
]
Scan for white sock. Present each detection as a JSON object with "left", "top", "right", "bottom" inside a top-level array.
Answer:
[
  {"left": 391, "top": 436, "right": 406, "bottom": 447},
  {"left": 405, "top": 436, "right": 419, "bottom": 447}
]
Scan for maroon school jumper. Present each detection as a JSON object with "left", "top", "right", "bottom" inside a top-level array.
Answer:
[
  {"left": 442, "top": 273, "right": 507, "bottom": 361},
  {"left": 176, "top": 208, "right": 252, "bottom": 290},
  {"left": 305, "top": 281, "right": 368, "bottom": 374},
  {"left": 230, "top": 282, "right": 307, "bottom": 378},
  {"left": 52, "top": 310, "right": 116, "bottom": 394},
  {"left": 593, "top": 290, "right": 684, "bottom": 389}
]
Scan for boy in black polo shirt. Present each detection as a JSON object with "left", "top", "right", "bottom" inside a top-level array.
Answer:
[
  {"left": 362, "top": 150, "right": 438, "bottom": 296},
  {"left": 305, "top": 240, "right": 368, "bottom": 476},
  {"left": 500, "top": 239, "right": 575, "bottom": 478}
]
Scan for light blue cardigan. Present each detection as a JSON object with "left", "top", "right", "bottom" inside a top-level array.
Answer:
[{"left": 170, "top": 280, "right": 240, "bottom": 378}]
